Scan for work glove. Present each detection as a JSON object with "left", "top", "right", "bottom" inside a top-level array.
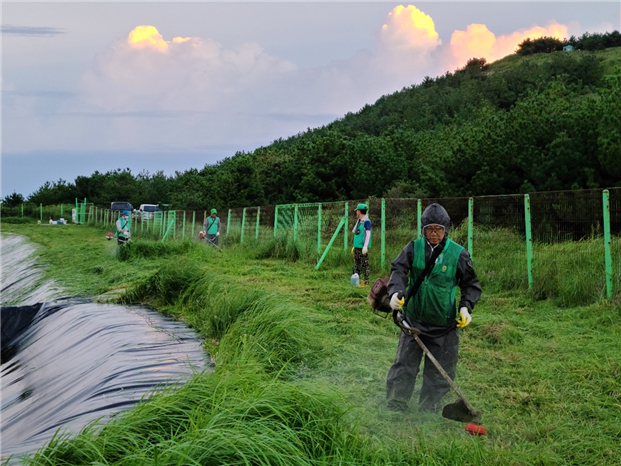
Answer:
[
  {"left": 390, "top": 293, "right": 405, "bottom": 311},
  {"left": 456, "top": 307, "right": 472, "bottom": 328},
  {"left": 362, "top": 246, "right": 368, "bottom": 255},
  {"left": 351, "top": 247, "right": 355, "bottom": 254},
  {"left": 216, "top": 232, "right": 220, "bottom": 236}
]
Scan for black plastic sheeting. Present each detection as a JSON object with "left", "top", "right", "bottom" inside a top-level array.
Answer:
[
  {"left": 1, "top": 299, "right": 209, "bottom": 459},
  {"left": 0, "top": 235, "right": 210, "bottom": 460},
  {"left": 1, "top": 235, "right": 63, "bottom": 306}
]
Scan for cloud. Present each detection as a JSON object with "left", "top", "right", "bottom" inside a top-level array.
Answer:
[
  {"left": 449, "top": 22, "right": 569, "bottom": 65},
  {"left": 379, "top": 5, "right": 441, "bottom": 53},
  {"left": 371, "top": 5, "right": 442, "bottom": 78},
  {"left": 80, "top": 25, "right": 296, "bottom": 112},
  {"left": 1, "top": 25, "right": 65, "bottom": 36},
  {"left": 5, "top": 6, "right": 581, "bottom": 158}
]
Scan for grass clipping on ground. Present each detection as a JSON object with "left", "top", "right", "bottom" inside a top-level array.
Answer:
[{"left": 4, "top": 224, "right": 620, "bottom": 466}]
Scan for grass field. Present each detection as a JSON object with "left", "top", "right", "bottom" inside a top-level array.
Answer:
[{"left": 2, "top": 223, "right": 620, "bottom": 466}]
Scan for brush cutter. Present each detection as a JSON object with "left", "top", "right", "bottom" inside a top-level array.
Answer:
[
  {"left": 205, "top": 236, "right": 223, "bottom": 252},
  {"left": 394, "top": 311, "right": 482, "bottom": 425}
]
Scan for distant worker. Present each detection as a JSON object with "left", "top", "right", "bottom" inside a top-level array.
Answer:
[
  {"left": 386, "top": 203, "right": 481, "bottom": 414},
  {"left": 203, "top": 208, "right": 221, "bottom": 246},
  {"left": 116, "top": 210, "right": 131, "bottom": 245},
  {"left": 351, "top": 203, "right": 372, "bottom": 287}
]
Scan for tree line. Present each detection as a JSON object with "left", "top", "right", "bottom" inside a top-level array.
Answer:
[
  {"left": 3, "top": 36, "right": 620, "bottom": 212},
  {"left": 516, "top": 31, "right": 621, "bottom": 55}
]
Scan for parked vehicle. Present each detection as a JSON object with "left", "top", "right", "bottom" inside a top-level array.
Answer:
[
  {"left": 110, "top": 201, "right": 134, "bottom": 213},
  {"left": 138, "top": 204, "right": 162, "bottom": 220}
]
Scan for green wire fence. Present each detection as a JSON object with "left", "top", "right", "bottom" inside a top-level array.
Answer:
[{"left": 3, "top": 188, "right": 619, "bottom": 300}]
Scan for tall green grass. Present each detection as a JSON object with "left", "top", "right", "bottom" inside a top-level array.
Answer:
[
  {"left": 117, "top": 238, "right": 200, "bottom": 261},
  {"left": 255, "top": 225, "right": 620, "bottom": 306},
  {"left": 4, "top": 224, "right": 621, "bottom": 466},
  {"left": 28, "top": 373, "right": 402, "bottom": 466}
]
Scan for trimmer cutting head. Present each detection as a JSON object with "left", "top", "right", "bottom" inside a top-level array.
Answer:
[{"left": 442, "top": 398, "right": 481, "bottom": 424}]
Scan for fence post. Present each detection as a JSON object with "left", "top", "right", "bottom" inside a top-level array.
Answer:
[
  {"left": 227, "top": 209, "right": 231, "bottom": 236},
  {"left": 256, "top": 207, "right": 261, "bottom": 240},
  {"left": 381, "top": 198, "right": 386, "bottom": 269},
  {"left": 468, "top": 197, "right": 474, "bottom": 259},
  {"left": 603, "top": 190, "right": 613, "bottom": 299},
  {"left": 524, "top": 194, "right": 533, "bottom": 291},
  {"left": 161, "top": 217, "right": 174, "bottom": 242},
  {"left": 40, "top": 203, "right": 43, "bottom": 221},
  {"left": 316, "top": 217, "right": 346, "bottom": 270},
  {"left": 417, "top": 199, "right": 422, "bottom": 238},
  {"left": 293, "top": 205, "right": 299, "bottom": 241},
  {"left": 241, "top": 208, "right": 246, "bottom": 243},
  {"left": 274, "top": 206, "right": 279, "bottom": 236},
  {"left": 344, "top": 202, "right": 349, "bottom": 251},
  {"left": 317, "top": 204, "right": 322, "bottom": 254},
  {"left": 192, "top": 212, "right": 195, "bottom": 238},
  {"left": 61, "top": 205, "right": 63, "bottom": 218},
  {"left": 182, "top": 211, "right": 186, "bottom": 240}
]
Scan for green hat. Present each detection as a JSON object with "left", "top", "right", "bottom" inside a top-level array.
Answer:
[
  {"left": 211, "top": 208, "right": 217, "bottom": 214},
  {"left": 355, "top": 203, "right": 368, "bottom": 211}
]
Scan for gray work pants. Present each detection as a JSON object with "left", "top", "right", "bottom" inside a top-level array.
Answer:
[
  {"left": 206, "top": 234, "right": 219, "bottom": 246},
  {"left": 386, "top": 327, "right": 459, "bottom": 412}
]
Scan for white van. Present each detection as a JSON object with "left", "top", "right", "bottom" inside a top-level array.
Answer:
[{"left": 139, "top": 204, "right": 162, "bottom": 219}]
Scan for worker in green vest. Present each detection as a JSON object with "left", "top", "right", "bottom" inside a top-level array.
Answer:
[
  {"left": 385, "top": 203, "right": 481, "bottom": 414},
  {"left": 351, "top": 203, "right": 372, "bottom": 287},
  {"left": 203, "top": 208, "right": 221, "bottom": 246},
  {"left": 116, "top": 210, "right": 131, "bottom": 246}
]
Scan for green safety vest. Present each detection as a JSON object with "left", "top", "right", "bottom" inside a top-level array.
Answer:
[
  {"left": 206, "top": 217, "right": 219, "bottom": 235},
  {"left": 406, "top": 238, "right": 463, "bottom": 326},
  {"left": 117, "top": 218, "right": 130, "bottom": 238},
  {"left": 353, "top": 219, "right": 372, "bottom": 249}
]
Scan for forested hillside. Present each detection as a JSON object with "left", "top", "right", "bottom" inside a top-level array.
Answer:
[{"left": 7, "top": 35, "right": 621, "bottom": 210}]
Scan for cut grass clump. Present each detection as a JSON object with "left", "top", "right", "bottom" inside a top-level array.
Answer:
[
  {"left": 175, "top": 274, "right": 267, "bottom": 341},
  {"left": 218, "top": 299, "right": 323, "bottom": 375},
  {"left": 125, "top": 260, "right": 203, "bottom": 305},
  {"left": 28, "top": 372, "right": 399, "bottom": 466},
  {"left": 117, "top": 238, "right": 199, "bottom": 261},
  {"left": 474, "top": 321, "right": 525, "bottom": 346}
]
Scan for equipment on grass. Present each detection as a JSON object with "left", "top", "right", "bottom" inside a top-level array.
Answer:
[
  {"left": 205, "top": 235, "right": 224, "bottom": 252},
  {"left": 351, "top": 272, "right": 360, "bottom": 287},
  {"left": 367, "top": 277, "right": 392, "bottom": 317},
  {"left": 198, "top": 230, "right": 205, "bottom": 239},
  {"left": 106, "top": 232, "right": 114, "bottom": 241},
  {"left": 465, "top": 423, "right": 487, "bottom": 436},
  {"left": 393, "top": 310, "right": 482, "bottom": 425}
]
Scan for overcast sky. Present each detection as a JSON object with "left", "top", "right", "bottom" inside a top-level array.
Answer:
[{"left": 2, "top": 1, "right": 619, "bottom": 198}]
